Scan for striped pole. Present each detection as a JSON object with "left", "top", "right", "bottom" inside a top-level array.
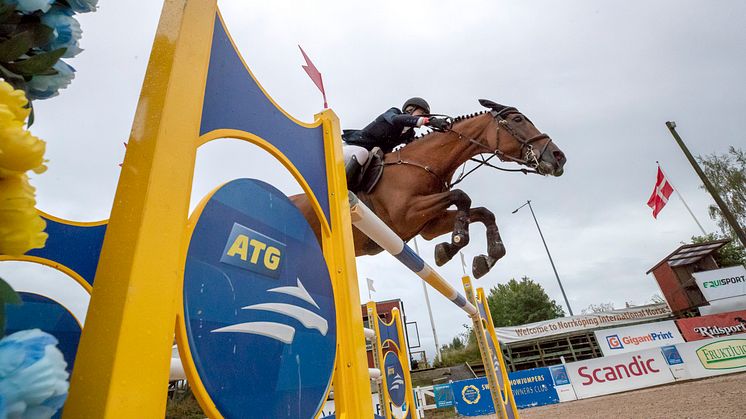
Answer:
[{"left": 349, "top": 193, "right": 477, "bottom": 317}]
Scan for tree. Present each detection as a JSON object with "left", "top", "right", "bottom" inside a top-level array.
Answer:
[
  {"left": 486, "top": 276, "right": 565, "bottom": 327},
  {"left": 581, "top": 302, "right": 616, "bottom": 314},
  {"left": 697, "top": 147, "right": 746, "bottom": 240},
  {"left": 691, "top": 233, "right": 746, "bottom": 267}
]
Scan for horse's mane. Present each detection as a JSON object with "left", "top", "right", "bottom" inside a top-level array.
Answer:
[{"left": 411, "top": 110, "right": 490, "bottom": 141}]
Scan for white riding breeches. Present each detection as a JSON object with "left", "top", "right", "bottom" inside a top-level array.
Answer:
[{"left": 343, "top": 144, "right": 369, "bottom": 165}]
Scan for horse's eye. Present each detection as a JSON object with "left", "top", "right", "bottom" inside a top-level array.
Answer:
[{"left": 513, "top": 116, "right": 523, "bottom": 122}]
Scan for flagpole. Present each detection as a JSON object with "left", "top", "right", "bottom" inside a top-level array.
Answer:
[
  {"left": 413, "top": 238, "right": 441, "bottom": 362},
  {"left": 657, "top": 162, "right": 708, "bottom": 236}
]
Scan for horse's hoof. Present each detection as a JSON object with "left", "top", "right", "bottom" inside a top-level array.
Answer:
[
  {"left": 434, "top": 243, "right": 451, "bottom": 266},
  {"left": 488, "top": 242, "right": 506, "bottom": 261},
  {"left": 472, "top": 255, "right": 491, "bottom": 279}
]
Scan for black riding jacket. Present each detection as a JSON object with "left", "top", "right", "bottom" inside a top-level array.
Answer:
[{"left": 343, "top": 107, "right": 421, "bottom": 153}]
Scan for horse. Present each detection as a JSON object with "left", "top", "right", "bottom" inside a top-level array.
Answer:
[{"left": 292, "top": 99, "right": 566, "bottom": 278}]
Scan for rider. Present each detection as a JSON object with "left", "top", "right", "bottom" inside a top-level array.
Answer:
[{"left": 342, "top": 97, "right": 451, "bottom": 188}]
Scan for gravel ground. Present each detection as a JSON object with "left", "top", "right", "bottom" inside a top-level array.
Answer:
[{"left": 468, "top": 372, "right": 746, "bottom": 419}]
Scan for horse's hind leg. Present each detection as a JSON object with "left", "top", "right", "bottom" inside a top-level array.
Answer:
[{"left": 469, "top": 207, "right": 506, "bottom": 279}]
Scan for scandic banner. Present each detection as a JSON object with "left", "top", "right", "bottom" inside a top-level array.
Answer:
[
  {"left": 564, "top": 348, "right": 675, "bottom": 399},
  {"left": 594, "top": 320, "right": 685, "bottom": 356},
  {"left": 676, "top": 310, "right": 746, "bottom": 341},
  {"left": 494, "top": 304, "right": 671, "bottom": 343}
]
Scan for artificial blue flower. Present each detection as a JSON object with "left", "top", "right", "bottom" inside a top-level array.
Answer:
[
  {"left": 26, "top": 60, "right": 75, "bottom": 100},
  {"left": 41, "top": 7, "right": 83, "bottom": 58},
  {"left": 0, "top": 329, "right": 69, "bottom": 419},
  {"left": 65, "top": 0, "right": 97, "bottom": 13},
  {"left": 4, "top": 0, "right": 56, "bottom": 14}
]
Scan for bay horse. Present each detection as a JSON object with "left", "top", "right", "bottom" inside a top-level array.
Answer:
[{"left": 293, "top": 99, "right": 566, "bottom": 278}]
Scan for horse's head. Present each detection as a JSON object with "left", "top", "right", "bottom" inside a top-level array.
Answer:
[{"left": 478, "top": 99, "right": 566, "bottom": 176}]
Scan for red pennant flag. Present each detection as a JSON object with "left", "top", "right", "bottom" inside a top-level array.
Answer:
[
  {"left": 298, "top": 45, "right": 327, "bottom": 108},
  {"left": 647, "top": 166, "right": 674, "bottom": 218}
]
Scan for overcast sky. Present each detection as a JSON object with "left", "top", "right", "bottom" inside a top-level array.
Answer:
[{"left": 1, "top": 0, "right": 745, "bottom": 361}]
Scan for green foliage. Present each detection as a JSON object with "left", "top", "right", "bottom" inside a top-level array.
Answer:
[
  {"left": 696, "top": 147, "right": 746, "bottom": 239},
  {"left": 166, "top": 388, "right": 205, "bottom": 419},
  {"left": 434, "top": 326, "right": 482, "bottom": 368},
  {"left": 486, "top": 276, "right": 565, "bottom": 327},
  {"left": 691, "top": 233, "right": 746, "bottom": 267},
  {"left": 0, "top": 10, "right": 61, "bottom": 96},
  {"left": 0, "top": 277, "right": 22, "bottom": 338}
]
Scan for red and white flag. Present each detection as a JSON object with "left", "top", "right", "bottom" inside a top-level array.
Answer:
[{"left": 647, "top": 166, "right": 674, "bottom": 218}]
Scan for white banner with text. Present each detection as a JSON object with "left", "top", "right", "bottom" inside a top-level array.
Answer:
[
  {"left": 594, "top": 320, "right": 685, "bottom": 356},
  {"left": 564, "top": 348, "right": 674, "bottom": 399},
  {"left": 494, "top": 304, "right": 672, "bottom": 343}
]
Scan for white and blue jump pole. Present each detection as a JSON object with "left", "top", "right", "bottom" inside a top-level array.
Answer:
[{"left": 348, "top": 192, "right": 478, "bottom": 317}]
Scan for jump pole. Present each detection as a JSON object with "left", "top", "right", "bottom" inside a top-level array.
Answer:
[
  {"left": 348, "top": 192, "right": 478, "bottom": 317},
  {"left": 348, "top": 192, "right": 518, "bottom": 418}
]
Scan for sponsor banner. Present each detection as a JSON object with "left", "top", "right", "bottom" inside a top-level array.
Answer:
[
  {"left": 494, "top": 303, "right": 672, "bottom": 343},
  {"left": 676, "top": 309, "right": 746, "bottom": 341},
  {"left": 508, "top": 367, "right": 559, "bottom": 409},
  {"left": 433, "top": 384, "right": 455, "bottom": 408},
  {"left": 674, "top": 336, "right": 746, "bottom": 379},
  {"left": 565, "top": 348, "right": 675, "bottom": 399},
  {"left": 554, "top": 385, "right": 577, "bottom": 403},
  {"left": 699, "top": 297, "right": 746, "bottom": 316},
  {"left": 693, "top": 265, "right": 746, "bottom": 303},
  {"left": 451, "top": 378, "right": 495, "bottom": 417},
  {"left": 594, "top": 320, "right": 685, "bottom": 355}
]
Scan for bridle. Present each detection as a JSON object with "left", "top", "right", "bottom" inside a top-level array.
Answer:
[
  {"left": 448, "top": 107, "right": 553, "bottom": 188},
  {"left": 380, "top": 107, "right": 554, "bottom": 190}
]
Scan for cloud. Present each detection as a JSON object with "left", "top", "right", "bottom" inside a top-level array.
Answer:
[{"left": 6, "top": 0, "right": 744, "bottom": 362}]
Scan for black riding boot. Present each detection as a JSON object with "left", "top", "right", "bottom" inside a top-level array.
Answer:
[{"left": 345, "top": 156, "right": 363, "bottom": 191}]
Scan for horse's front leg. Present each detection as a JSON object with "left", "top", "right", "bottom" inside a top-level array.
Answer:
[
  {"left": 411, "top": 189, "right": 472, "bottom": 266},
  {"left": 469, "top": 207, "right": 506, "bottom": 278},
  {"left": 420, "top": 207, "right": 506, "bottom": 277}
]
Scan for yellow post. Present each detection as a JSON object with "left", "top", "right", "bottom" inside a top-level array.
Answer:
[
  {"left": 391, "top": 307, "right": 419, "bottom": 419},
  {"left": 463, "top": 276, "right": 520, "bottom": 419},
  {"left": 367, "top": 302, "right": 390, "bottom": 419},
  {"left": 63, "top": 0, "right": 217, "bottom": 416},
  {"left": 321, "top": 110, "right": 375, "bottom": 418}
]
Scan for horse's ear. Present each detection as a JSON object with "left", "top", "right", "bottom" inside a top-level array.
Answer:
[{"left": 478, "top": 99, "right": 508, "bottom": 112}]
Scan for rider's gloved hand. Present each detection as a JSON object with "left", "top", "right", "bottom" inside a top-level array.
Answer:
[{"left": 428, "top": 117, "right": 451, "bottom": 131}]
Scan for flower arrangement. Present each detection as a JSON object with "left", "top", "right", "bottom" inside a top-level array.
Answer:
[
  {"left": 0, "top": 0, "right": 98, "bottom": 103},
  {"left": 0, "top": 2, "right": 97, "bottom": 418},
  {"left": 0, "top": 80, "right": 46, "bottom": 256}
]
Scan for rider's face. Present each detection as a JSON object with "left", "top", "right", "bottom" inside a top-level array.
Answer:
[{"left": 410, "top": 107, "right": 426, "bottom": 117}]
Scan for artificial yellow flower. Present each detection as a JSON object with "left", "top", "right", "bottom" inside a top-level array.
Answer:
[
  {"left": 0, "top": 174, "right": 47, "bottom": 255},
  {"left": 0, "top": 80, "right": 30, "bottom": 123},
  {"left": 0, "top": 124, "right": 47, "bottom": 176}
]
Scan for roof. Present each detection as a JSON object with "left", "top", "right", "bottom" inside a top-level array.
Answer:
[{"left": 646, "top": 239, "right": 730, "bottom": 274}]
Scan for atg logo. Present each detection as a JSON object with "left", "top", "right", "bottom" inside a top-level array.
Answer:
[
  {"left": 607, "top": 335, "right": 623, "bottom": 349},
  {"left": 220, "top": 222, "right": 285, "bottom": 278}
]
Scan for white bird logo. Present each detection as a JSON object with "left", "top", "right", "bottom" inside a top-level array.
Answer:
[{"left": 211, "top": 278, "right": 327, "bottom": 344}]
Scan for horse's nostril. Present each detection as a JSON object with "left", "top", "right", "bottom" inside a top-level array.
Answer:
[{"left": 553, "top": 151, "right": 566, "bottom": 164}]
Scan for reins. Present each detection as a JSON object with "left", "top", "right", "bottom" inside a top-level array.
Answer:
[{"left": 381, "top": 108, "right": 551, "bottom": 190}]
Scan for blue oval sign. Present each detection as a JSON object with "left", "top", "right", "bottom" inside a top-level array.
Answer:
[
  {"left": 384, "top": 351, "right": 406, "bottom": 408},
  {"left": 181, "top": 179, "right": 336, "bottom": 418}
]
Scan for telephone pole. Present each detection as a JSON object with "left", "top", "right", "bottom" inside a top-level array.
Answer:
[{"left": 665, "top": 121, "right": 746, "bottom": 248}]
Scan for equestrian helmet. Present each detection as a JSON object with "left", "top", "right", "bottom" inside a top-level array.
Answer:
[{"left": 402, "top": 97, "right": 430, "bottom": 114}]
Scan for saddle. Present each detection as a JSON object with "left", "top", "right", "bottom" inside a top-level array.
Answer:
[{"left": 352, "top": 147, "right": 385, "bottom": 194}]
